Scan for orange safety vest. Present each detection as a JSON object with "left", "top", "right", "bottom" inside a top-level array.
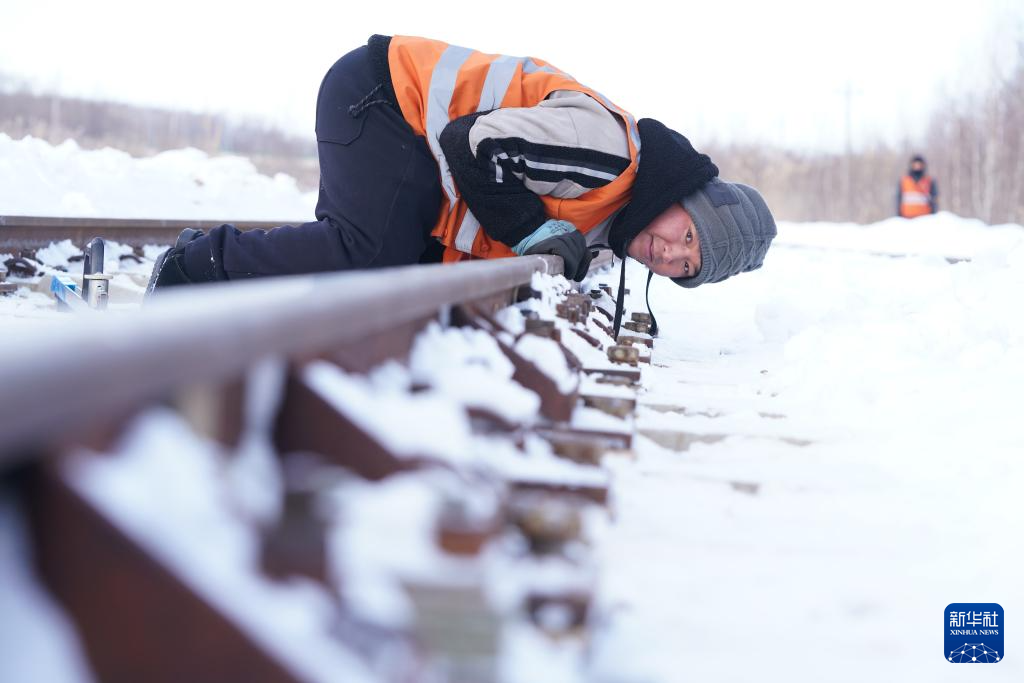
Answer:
[
  {"left": 388, "top": 35, "right": 641, "bottom": 262},
  {"left": 899, "top": 175, "right": 933, "bottom": 218}
]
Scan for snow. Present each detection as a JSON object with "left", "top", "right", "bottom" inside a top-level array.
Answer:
[
  {"left": 305, "top": 356, "right": 607, "bottom": 488},
  {"left": 0, "top": 135, "right": 315, "bottom": 331},
  {"left": 221, "top": 359, "right": 287, "bottom": 525},
  {"left": 527, "top": 271, "right": 572, "bottom": 312},
  {"left": 0, "top": 287, "right": 68, "bottom": 326},
  {"left": 304, "top": 360, "right": 476, "bottom": 462},
  {"left": 409, "top": 322, "right": 541, "bottom": 424},
  {"left": 328, "top": 464, "right": 603, "bottom": 683},
  {"left": 326, "top": 470, "right": 451, "bottom": 628},
  {"left": 29, "top": 238, "right": 154, "bottom": 277},
  {"left": 4, "top": 136, "right": 1024, "bottom": 680},
  {"left": 570, "top": 405, "right": 631, "bottom": 434},
  {"left": 517, "top": 269, "right": 625, "bottom": 372},
  {"left": 514, "top": 334, "right": 577, "bottom": 394},
  {"left": 479, "top": 435, "right": 610, "bottom": 489},
  {"left": 0, "top": 134, "right": 316, "bottom": 220},
  {"left": 63, "top": 409, "right": 379, "bottom": 683},
  {"left": 597, "top": 219, "right": 1024, "bottom": 682},
  {"left": 578, "top": 374, "right": 636, "bottom": 399},
  {"left": 34, "top": 239, "right": 83, "bottom": 267},
  {"left": 559, "top": 318, "right": 619, "bottom": 369},
  {"left": 0, "top": 237, "right": 173, "bottom": 330},
  {"left": 499, "top": 621, "right": 587, "bottom": 683},
  {"left": 775, "top": 211, "right": 1024, "bottom": 262},
  {"left": 493, "top": 306, "right": 527, "bottom": 335}
]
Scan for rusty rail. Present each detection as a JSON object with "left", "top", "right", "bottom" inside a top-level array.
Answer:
[
  {"left": 0, "top": 214, "right": 285, "bottom": 250},
  {"left": 0, "top": 249, "right": 649, "bottom": 682},
  {"left": 0, "top": 256, "right": 562, "bottom": 463}
]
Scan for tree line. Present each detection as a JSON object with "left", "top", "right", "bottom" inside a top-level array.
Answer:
[
  {"left": 709, "top": 41, "right": 1024, "bottom": 226},
  {"left": 0, "top": 82, "right": 319, "bottom": 189}
]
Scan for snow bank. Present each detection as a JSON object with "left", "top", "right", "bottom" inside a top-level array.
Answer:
[
  {"left": 603, "top": 214, "right": 1024, "bottom": 681},
  {"left": 0, "top": 134, "right": 316, "bottom": 220},
  {"left": 775, "top": 211, "right": 1024, "bottom": 262}
]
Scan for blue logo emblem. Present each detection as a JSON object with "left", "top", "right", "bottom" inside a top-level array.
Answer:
[{"left": 945, "top": 603, "right": 1003, "bottom": 663}]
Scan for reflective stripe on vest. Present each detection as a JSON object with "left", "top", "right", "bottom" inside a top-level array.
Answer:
[
  {"left": 457, "top": 53, "right": 537, "bottom": 252},
  {"left": 426, "top": 45, "right": 474, "bottom": 209},
  {"left": 389, "top": 36, "right": 642, "bottom": 260},
  {"left": 478, "top": 55, "right": 520, "bottom": 110},
  {"left": 455, "top": 210, "right": 481, "bottom": 253}
]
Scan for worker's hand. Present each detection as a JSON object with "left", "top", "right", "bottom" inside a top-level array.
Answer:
[
  {"left": 512, "top": 219, "right": 593, "bottom": 281},
  {"left": 145, "top": 228, "right": 203, "bottom": 296}
]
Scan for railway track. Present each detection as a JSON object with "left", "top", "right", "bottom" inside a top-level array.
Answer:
[
  {"left": 0, "top": 214, "right": 281, "bottom": 250},
  {"left": 0, "top": 214, "right": 294, "bottom": 295},
  {"left": 0, "top": 247, "right": 654, "bottom": 682}
]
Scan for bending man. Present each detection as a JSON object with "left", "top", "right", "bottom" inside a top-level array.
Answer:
[{"left": 149, "top": 34, "right": 776, "bottom": 299}]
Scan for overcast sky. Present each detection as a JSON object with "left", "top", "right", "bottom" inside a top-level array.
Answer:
[{"left": 2, "top": 0, "right": 1021, "bottom": 152}]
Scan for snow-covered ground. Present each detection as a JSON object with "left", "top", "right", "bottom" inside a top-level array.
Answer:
[
  {"left": 2, "top": 136, "right": 1023, "bottom": 680},
  {"left": 597, "top": 222, "right": 1024, "bottom": 681}
]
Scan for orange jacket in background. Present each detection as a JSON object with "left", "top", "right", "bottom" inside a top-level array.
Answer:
[
  {"left": 898, "top": 175, "right": 935, "bottom": 218},
  {"left": 387, "top": 35, "right": 641, "bottom": 262}
]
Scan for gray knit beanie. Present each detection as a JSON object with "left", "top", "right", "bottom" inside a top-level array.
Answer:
[{"left": 676, "top": 179, "right": 777, "bottom": 288}]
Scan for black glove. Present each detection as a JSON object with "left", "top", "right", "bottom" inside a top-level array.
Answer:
[
  {"left": 145, "top": 228, "right": 203, "bottom": 296},
  {"left": 518, "top": 220, "right": 593, "bottom": 281}
]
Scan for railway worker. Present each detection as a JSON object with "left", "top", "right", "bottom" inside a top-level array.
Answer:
[
  {"left": 896, "top": 155, "right": 938, "bottom": 218},
  {"left": 148, "top": 35, "right": 777, "bottom": 313}
]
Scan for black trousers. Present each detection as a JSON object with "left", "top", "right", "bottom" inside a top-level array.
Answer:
[{"left": 181, "top": 45, "right": 443, "bottom": 282}]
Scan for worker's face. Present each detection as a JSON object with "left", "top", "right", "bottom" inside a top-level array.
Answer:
[
  {"left": 627, "top": 203, "right": 702, "bottom": 279},
  {"left": 911, "top": 161, "right": 925, "bottom": 173}
]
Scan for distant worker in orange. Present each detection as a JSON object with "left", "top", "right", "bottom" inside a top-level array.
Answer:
[{"left": 897, "top": 155, "right": 937, "bottom": 218}]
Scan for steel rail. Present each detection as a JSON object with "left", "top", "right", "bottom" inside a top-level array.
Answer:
[
  {"left": 0, "top": 215, "right": 286, "bottom": 249},
  {"left": 0, "top": 255, "right": 562, "bottom": 464}
]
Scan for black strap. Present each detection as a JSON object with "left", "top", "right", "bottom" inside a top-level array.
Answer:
[
  {"left": 612, "top": 255, "right": 627, "bottom": 340},
  {"left": 645, "top": 270, "right": 659, "bottom": 337},
  {"left": 349, "top": 83, "right": 389, "bottom": 117},
  {"left": 606, "top": 244, "right": 658, "bottom": 340}
]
